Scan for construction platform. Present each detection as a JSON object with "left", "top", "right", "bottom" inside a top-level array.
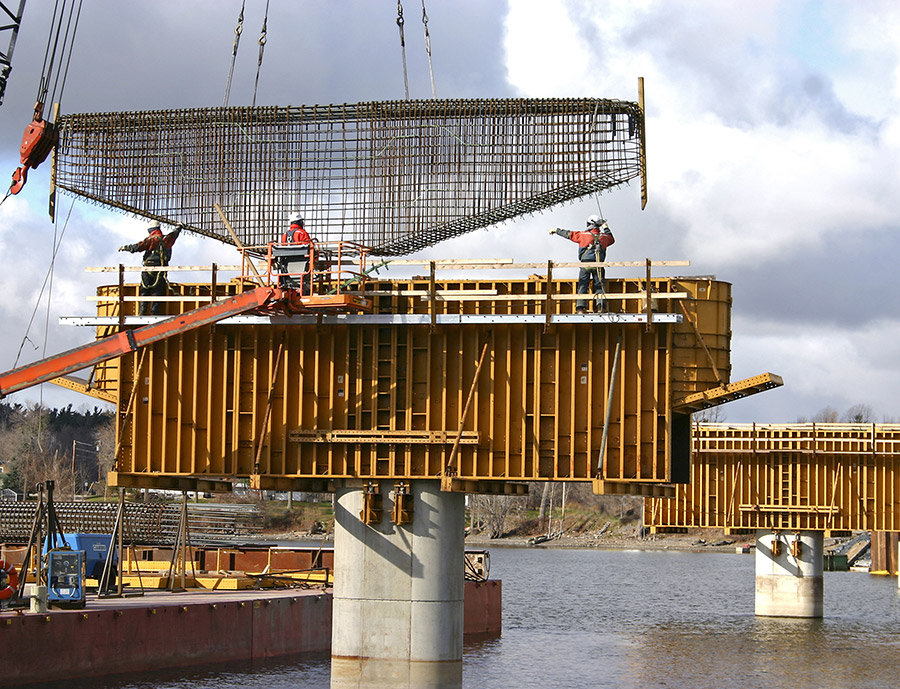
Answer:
[
  {"left": 47, "top": 252, "right": 783, "bottom": 499},
  {"left": 644, "top": 423, "right": 900, "bottom": 535},
  {"left": 0, "top": 581, "right": 502, "bottom": 686}
]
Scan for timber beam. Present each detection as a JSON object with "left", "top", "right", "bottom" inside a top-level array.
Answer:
[
  {"left": 441, "top": 478, "right": 529, "bottom": 495},
  {"left": 249, "top": 475, "right": 335, "bottom": 492},
  {"left": 593, "top": 479, "right": 676, "bottom": 498},
  {"left": 289, "top": 429, "right": 480, "bottom": 445},
  {"left": 672, "top": 372, "right": 784, "bottom": 413},
  {"left": 107, "top": 472, "right": 232, "bottom": 493}
]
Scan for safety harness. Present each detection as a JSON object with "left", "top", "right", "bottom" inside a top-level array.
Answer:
[{"left": 141, "top": 237, "right": 172, "bottom": 289}]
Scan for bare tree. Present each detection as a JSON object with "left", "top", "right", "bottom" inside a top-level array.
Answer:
[
  {"left": 811, "top": 406, "right": 840, "bottom": 423},
  {"left": 0, "top": 404, "right": 51, "bottom": 495},
  {"left": 692, "top": 405, "right": 726, "bottom": 423},
  {"left": 538, "top": 483, "right": 556, "bottom": 521},
  {"left": 471, "top": 495, "right": 522, "bottom": 538},
  {"left": 94, "top": 416, "right": 117, "bottom": 496},
  {"left": 842, "top": 404, "right": 874, "bottom": 423}
]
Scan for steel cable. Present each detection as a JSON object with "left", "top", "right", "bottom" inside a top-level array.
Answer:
[
  {"left": 251, "top": 0, "right": 269, "bottom": 107},
  {"left": 223, "top": 0, "right": 245, "bottom": 107}
]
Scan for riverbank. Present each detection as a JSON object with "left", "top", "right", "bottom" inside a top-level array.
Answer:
[
  {"left": 464, "top": 529, "right": 747, "bottom": 552},
  {"left": 263, "top": 528, "right": 750, "bottom": 554}
]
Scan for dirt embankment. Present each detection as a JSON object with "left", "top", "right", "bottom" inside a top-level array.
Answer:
[{"left": 464, "top": 529, "right": 749, "bottom": 553}]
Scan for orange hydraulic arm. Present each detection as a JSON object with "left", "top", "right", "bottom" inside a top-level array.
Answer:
[{"left": 0, "top": 286, "right": 281, "bottom": 399}]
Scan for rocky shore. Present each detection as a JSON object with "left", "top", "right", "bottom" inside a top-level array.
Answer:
[{"left": 463, "top": 530, "right": 749, "bottom": 553}]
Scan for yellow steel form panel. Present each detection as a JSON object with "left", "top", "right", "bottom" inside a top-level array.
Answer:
[
  {"left": 645, "top": 423, "right": 900, "bottom": 534},
  {"left": 98, "top": 276, "right": 731, "bottom": 489}
]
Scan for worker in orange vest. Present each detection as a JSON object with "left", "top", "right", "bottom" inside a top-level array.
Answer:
[
  {"left": 119, "top": 221, "right": 182, "bottom": 315},
  {"left": 548, "top": 214, "right": 615, "bottom": 313},
  {"left": 277, "top": 212, "right": 312, "bottom": 292}
]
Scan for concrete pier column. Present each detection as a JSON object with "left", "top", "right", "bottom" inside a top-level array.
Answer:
[
  {"left": 331, "top": 479, "right": 465, "bottom": 689},
  {"left": 755, "top": 530, "right": 824, "bottom": 618}
]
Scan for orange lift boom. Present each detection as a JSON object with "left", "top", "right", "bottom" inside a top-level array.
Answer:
[{"left": 0, "top": 286, "right": 281, "bottom": 398}]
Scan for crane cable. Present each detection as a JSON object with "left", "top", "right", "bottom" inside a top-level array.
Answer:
[
  {"left": 251, "top": 0, "right": 269, "bottom": 107},
  {"left": 7, "top": 0, "right": 82, "bottom": 197},
  {"left": 396, "top": 0, "right": 409, "bottom": 100},
  {"left": 223, "top": 0, "right": 245, "bottom": 107},
  {"left": 12, "top": 196, "right": 76, "bottom": 369},
  {"left": 9, "top": 0, "right": 83, "bottom": 373},
  {"left": 421, "top": 0, "right": 435, "bottom": 98},
  {"left": 37, "top": 0, "right": 83, "bottom": 110}
]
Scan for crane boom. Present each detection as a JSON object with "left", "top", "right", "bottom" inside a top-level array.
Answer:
[
  {"left": 0, "top": 286, "right": 279, "bottom": 399},
  {"left": 0, "top": 0, "right": 26, "bottom": 107}
]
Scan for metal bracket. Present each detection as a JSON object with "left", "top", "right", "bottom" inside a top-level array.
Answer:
[
  {"left": 359, "top": 481, "right": 383, "bottom": 525},
  {"left": 391, "top": 482, "right": 413, "bottom": 525},
  {"left": 790, "top": 534, "right": 802, "bottom": 558},
  {"left": 770, "top": 533, "right": 783, "bottom": 557}
]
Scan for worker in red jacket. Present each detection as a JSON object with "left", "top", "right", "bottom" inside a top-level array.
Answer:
[
  {"left": 119, "top": 221, "right": 182, "bottom": 315},
  {"left": 277, "top": 212, "right": 312, "bottom": 292},
  {"left": 282, "top": 211, "right": 311, "bottom": 245},
  {"left": 548, "top": 214, "right": 615, "bottom": 313}
]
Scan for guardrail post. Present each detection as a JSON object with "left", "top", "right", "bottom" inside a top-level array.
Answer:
[
  {"left": 118, "top": 264, "right": 125, "bottom": 328},
  {"left": 544, "top": 260, "right": 553, "bottom": 332}
]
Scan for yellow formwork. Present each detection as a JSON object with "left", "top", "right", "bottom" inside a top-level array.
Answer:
[
  {"left": 645, "top": 423, "right": 900, "bottom": 533},
  {"left": 93, "top": 273, "right": 733, "bottom": 492}
]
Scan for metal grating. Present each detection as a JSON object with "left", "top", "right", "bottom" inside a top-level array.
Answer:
[{"left": 53, "top": 97, "right": 644, "bottom": 255}]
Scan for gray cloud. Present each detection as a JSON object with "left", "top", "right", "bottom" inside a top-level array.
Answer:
[{"left": 0, "top": 1, "right": 897, "bottom": 425}]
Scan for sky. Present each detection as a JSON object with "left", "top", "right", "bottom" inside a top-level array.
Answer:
[{"left": 0, "top": 0, "right": 898, "bottom": 423}]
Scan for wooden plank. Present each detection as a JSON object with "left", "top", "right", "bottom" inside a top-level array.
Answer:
[
  {"left": 85, "top": 260, "right": 690, "bottom": 272},
  {"left": 85, "top": 265, "right": 250, "bottom": 273},
  {"left": 107, "top": 472, "right": 233, "bottom": 492},
  {"left": 420, "top": 292, "right": 689, "bottom": 302}
]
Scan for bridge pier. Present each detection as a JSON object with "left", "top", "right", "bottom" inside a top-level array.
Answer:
[
  {"left": 331, "top": 479, "right": 465, "bottom": 688},
  {"left": 755, "top": 530, "right": 824, "bottom": 618}
]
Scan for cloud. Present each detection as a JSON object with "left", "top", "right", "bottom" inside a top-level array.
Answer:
[{"left": 0, "top": 0, "right": 897, "bottom": 425}]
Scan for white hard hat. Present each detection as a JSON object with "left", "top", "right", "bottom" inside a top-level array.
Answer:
[
  {"left": 289, "top": 212, "right": 304, "bottom": 225},
  {"left": 147, "top": 220, "right": 161, "bottom": 232},
  {"left": 586, "top": 214, "right": 603, "bottom": 228}
]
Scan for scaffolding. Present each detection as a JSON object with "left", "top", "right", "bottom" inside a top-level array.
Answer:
[
  {"left": 53, "top": 96, "right": 646, "bottom": 255},
  {"left": 645, "top": 423, "right": 900, "bottom": 534}
]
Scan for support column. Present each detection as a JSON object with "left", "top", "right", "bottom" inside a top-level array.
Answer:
[
  {"left": 331, "top": 479, "right": 465, "bottom": 689},
  {"left": 755, "top": 530, "right": 823, "bottom": 618}
]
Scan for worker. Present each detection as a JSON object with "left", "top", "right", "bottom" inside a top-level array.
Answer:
[
  {"left": 282, "top": 211, "right": 311, "bottom": 245},
  {"left": 276, "top": 211, "right": 313, "bottom": 292},
  {"left": 548, "top": 214, "right": 615, "bottom": 313},
  {"left": 118, "top": 221, "right": 183, "bottom": 316}
]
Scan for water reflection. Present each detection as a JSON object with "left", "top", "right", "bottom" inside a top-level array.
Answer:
[
  {"left": 37, "top": 548, "right": 900, "bottom": 689},
  {"left": 331, "top": 658, "right": 461, "bottom": 689}
]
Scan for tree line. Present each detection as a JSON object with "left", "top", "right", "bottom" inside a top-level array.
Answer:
[{"left": 0, "top": 402, "right": 116, "bottom": 499}]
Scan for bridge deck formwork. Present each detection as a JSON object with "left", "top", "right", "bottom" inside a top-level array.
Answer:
[
  {"left": 89, "top": 273, "right": 735, "bottom": 494},
  {"left": 645, "top": 423, "right": 900, "bottom": 535}
]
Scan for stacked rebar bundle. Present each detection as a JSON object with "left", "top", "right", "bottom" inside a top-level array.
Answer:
[
  {"left": 0, "top": 501, "right": 263, "bottom": 545},
  {"left": 54, "top": 97, "right": 645, "bottom": 255}
]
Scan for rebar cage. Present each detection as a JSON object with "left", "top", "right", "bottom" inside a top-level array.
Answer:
[{"left": 54, "top": 97, "right": 645, "bottom": 255}]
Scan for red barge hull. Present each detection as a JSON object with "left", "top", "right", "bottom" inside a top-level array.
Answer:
[{"left": 1, "top": 581, "right": 501, "bottom": 686}]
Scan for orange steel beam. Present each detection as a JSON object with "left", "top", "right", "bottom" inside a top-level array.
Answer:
[{"left": 0, "top": 286, "right": 279, "bottom": 398}]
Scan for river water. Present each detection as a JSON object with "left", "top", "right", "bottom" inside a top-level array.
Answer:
[{"left": 49, "top": 547, "right": 900, "bottom": 689}]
